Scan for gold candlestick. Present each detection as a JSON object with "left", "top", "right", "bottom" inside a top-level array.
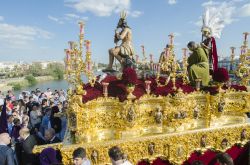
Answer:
[
  {"left": 230, "top": 47, "right": 235, "bottom": 71},
  {"left": 102, "top": 82, "right": 109, "bottom": 97},
  {"left": 168, "top": 33, "right": 174, "bottom": 46},
  {"left": 243, "top": 32, "right": 249, "bottom": 48},
  {"left": 182, "top": 48, "right": 189, "bottom": 84},
  {"left": 64, "top": 21, "right": 97, "bottom": 94},
  {"left": 145, "top": 80, "right": 151, "bottom": 95}
]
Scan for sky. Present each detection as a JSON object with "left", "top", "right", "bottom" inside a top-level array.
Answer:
[{"left": 0, "top": 0, "right": 250, "bottom": 63}]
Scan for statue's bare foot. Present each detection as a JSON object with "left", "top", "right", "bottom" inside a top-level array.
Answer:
[{"left": 102, "top": 67, "right": 116, "bottom": 73}]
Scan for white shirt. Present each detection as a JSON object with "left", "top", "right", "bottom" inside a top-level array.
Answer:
[
  {"left": 113, "top": 160, "right": 132, "bottom": 165},
  {"left": 30, "top": 110, "right": 41, "bottom": 127},
  {"left": 82, "top": 158, "right": 91, "bottom": 165}
]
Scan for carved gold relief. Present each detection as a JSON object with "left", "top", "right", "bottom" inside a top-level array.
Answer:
[{"left": 33, "top": 91, "right": 250, "bottom": 165}]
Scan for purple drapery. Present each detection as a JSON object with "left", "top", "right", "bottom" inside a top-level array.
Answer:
[{"left": 0, "top": 100, "right": 8, "bottom": 133}]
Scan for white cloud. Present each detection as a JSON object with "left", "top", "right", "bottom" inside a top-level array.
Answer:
[
  {"left": 65, "top": 13, "right": 80, "bottom": 19},
  {"left": 168, "top": 0, "right": 177, "bottom": 5},
  {"left": 202, "top": 1, "right": 236, "bottom": 24},
  {"left": 48, "top": 13, "right": 88, "bottom": 24},
  {"left": 193, "top": 0, "right": 238, "bottom": 37},
  {"left": 239, "top": 3, "right": 250, "bottom": 17},
  {"left": 65, "top": 13, "right": 88, "bottom": 21},
  {"left": 128, "top": 11, "right": 143, "bottom": 18},
  {"left": 48, "top": 15, "right": 64, "bottom": 24},
  {"left": 0, "top": 23, "right": 53, "bottom": 49},
  {"left": 0, "top": 16, "right": 4, "bottom": 21},
  {"left": 202, "top": 1, "right": 221, "bottom": 7},
  {"left": 65, "top": 0, "right": 130, "bottom": 16},
  {"left": 65, "top": 0, "right": 142, "bottom": 18}
]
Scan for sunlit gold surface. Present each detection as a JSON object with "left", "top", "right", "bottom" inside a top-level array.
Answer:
[
  {"left": 33, "top": 89, "right": 250, "bottom": 164},
  {"left": 33, "top": 24, "right": 250, "bottom": 165}
]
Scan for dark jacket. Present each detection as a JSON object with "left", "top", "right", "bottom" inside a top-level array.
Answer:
[
  {"left": 20, "top": 135, "right": 38, "bottom": 165},
  {"left": 0, "top": 145, "right": 18, "bottom": 165},
  {"left": 50, "top": 116, "right": 62, "bottom": 134},
  {"left": 47, "top": 136, "right": 61, "bottom": 144}
]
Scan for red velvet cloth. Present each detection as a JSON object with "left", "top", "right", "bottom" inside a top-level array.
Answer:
[
  {"left": 212, "top": 68, "right": 229, "bottom": 83},
  {"left": 152, "top": 158, "right": 172, "bottom": 165},
  {"left": 81, "top": 73, "right": 246, "bottom": 103},
  {"left": 211, "top": 37, "right": 218, "bottom": 71},
  {"left": 82, "top": 82, "right": 103, "bottom": 103}
]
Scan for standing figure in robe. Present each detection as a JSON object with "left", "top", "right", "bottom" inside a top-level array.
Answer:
[{"left": 200, "top": 7, "right": 226, "bottom": 75}]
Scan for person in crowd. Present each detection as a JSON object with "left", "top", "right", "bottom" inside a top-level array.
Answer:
[
  {"left": 59, "top": 91, "right": 66, "bottom": 103},
  {"left": 72, "top": 147, "right": 91, "bottom": 165},
  {"left": 51, "top": 106, "right": 62, "bottom": 138},
  {"left": 59, "top": 106, "right": 67, "bottom": 141},
  {"left": 216, "top": 153, "right": 234, "bottom": 165},
  {"left": 41, "top": 98, "right": 49, "bottom": 115},
  {"left": 18, "top": 128, "right": 39, "bottom": 165},
  {"left": 44, "top": 128, "right": 61, "bottom": 144},
  {"left": 45, "top": 88, "right": 52, "bottom": 99},
  {"left": 30, "top": 103, "right": 42, "bottom": 128},
  {"left": 12, "top": 111, "right": 22, "bottom": 122},
  {"left": 108, "top": 146, "right": 132, "bottom": 165},
  {"left": 17, "top": 99, "right": 26, "bottom": 116},
  {"left": 0, "top": 90, "right": 4, "bottom": 106},
  {"left": 0, "top": 133, "right": 18, "bottom": 165},
  {"left": 31, "top": 91, "right": 38, "bottom": 102},
  {"left": 23, "top": 95, "right": 29, "bottom": 104},
  {"left": 21, "top": 114, "right": 30, "bottom": 128},
  {"left": 7, "top": 115, "right": 14, "bottom": 135},
  {"left": 18, "top": 91, "right": 26, "bottom": 100},
  {"left": 26, "top": 96, "right": 34, "bottom": 116},
  {"left": 40, "top": 107, "right": 52, "bottom": 135},
  {"left": 39, "top": 147, "right": 62, "bottom": 165},
  {"left": 6, "top": 97, "right": 14, "bottom": 115},
  {"left": 6, "top": 90, "right": 16, "bottom": 101},
  {"left": 11, "top": 118, "right": 21, "bottom": 141}
]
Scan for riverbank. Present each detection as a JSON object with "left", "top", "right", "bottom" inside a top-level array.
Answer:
[{"left": 0, "top": 76, "right": 55, "bottom": 92}]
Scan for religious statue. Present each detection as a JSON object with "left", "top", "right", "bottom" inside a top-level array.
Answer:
[
  {"left": 91, "top": 150, "right": 98, "bottom": 164},
  {"left": 200, "top": 135, "right": 207, "bottom": 148},
  {"left": 201, "top": 8, "right": 225, "bottom": 74},
  {"left": 127, "top": 106, "right": 136, "bottom": 122},
  {"left": 148, "top": 143, "right": 155, "bottom": 155},
  {"left": 221, "top": 138, "right": 229, "bottom": 150},
  {"left": 187, "top": 41, "right": 209, "bottom": 86},
  {"left": 103, "top": 11, "right": 135, "bottom": 72},
  {"left": 240, "top": 129, "right": 247, "bottom": 141},
  {"left": 175, "top": 111, "right": 181, "bottom": 119},
  {"left": 218, "top": 99, "right": 225, "bottom": 113},
  {"left": 154, "top": 107, "right": 163, "bottom": 124},
  {"left": 193, "top": 105, "right": 199, "bottom": 119}
]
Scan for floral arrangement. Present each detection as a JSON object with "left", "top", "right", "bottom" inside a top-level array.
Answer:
[
  {"left": 212, "top": 68, "right": 229, "bottom": 83},
  {"left": 122, "top": 67, "right": 137, "bottom": 86}
]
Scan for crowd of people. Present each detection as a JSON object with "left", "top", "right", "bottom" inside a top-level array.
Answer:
[{"left": 0, "top": 88, "right": 67, "bottom": 165}]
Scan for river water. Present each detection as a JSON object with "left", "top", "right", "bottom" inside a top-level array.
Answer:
[
  {"left": 13, "top": 71, "right": 103, "bottom": 96},
  {"left": 14, "top": 80, "right": 68, "bottom": 95}
]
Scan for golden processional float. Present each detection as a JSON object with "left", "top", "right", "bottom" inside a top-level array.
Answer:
[{"left": 33, "top": 20, "right": 250, "bottom": 164}]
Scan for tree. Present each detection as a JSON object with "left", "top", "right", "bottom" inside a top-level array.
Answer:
[
  {"left": 25, "top": 75, "right": 37, "bottom": 86},
  {"left": 26, "top": 63, "right": 43, "bottom": 77},
  {"left": 47, "top": 63, "right": 65, "bottom": 80}
]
